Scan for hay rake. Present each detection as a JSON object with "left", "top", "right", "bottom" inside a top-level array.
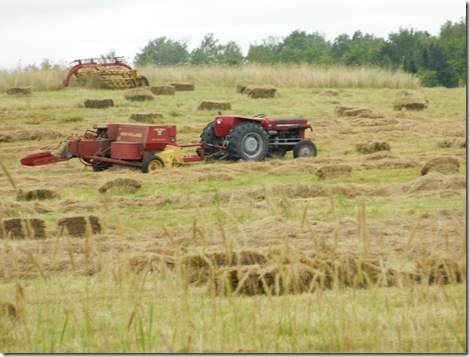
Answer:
[{"left": 63, "top": 57, "right": 148, "bottom": 89}]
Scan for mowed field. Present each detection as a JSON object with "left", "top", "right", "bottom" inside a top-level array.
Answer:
[{"left": 0, "top": 66, "right": 466, "bottom": 353}]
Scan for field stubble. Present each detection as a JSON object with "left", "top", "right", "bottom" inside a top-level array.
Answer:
[{"left": 0, "top": 72, "right": 466, "bottom": 353}]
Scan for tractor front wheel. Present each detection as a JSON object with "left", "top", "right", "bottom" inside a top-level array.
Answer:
[
  {"left": 293, "top": 140, "right": 317, "bottom": 158},
  {"left": 142, "top": 155, "right": 165, "bottom": 173},
  {"left": 228, "top": 122, "right": 269, "bottom": 161}
]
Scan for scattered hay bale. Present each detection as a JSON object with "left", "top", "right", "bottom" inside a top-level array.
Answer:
[
  {"left": 197, "top": 101, "right": 231, "bottom": 111},
  {"left": 315, "top": 164, "right": 353, "bottom": 180},
  {"left": 393, "top": 95, "right": 428, "bottom": 111},
  {"left": 124, "top": 88, "right": 154, "bottom": 102},
  {"left": 169, "top": 83, "right": 195, "bottom": 91},
  {"left": 130, "top": 113, "right": 163, "bottom": 123},
  {"left": 182, "top": 250, "right": 269, "bottom": 285},
  {"left": 0, "top": 218, "right": 46, "bottom": 239},
  {"left": 420, "top": 156, "right": 460, "bottom": 176},
  {"left": 5, "top": 87, "right": 32, "bottom": 95},
  {"left": 414, "top": 253, "right": 466, "bottom": 285},
  {"left": 149, "top": 85, "right": 176, "bottom": 95},
  {"left": 214, "top": 265, "right": 279, "bottom": 296},
  {"left": 356, "top": 141, "right": 391, "bottom": 154},
  {"left": 84, "top": 99, "right": 114, "bottom": 108},
  {"left": 335, "top": 106, "right": 356, "bottom": 116},
  {"left": 16, "top": 188, "right": 60, "bottom": 201},
  {"left": 129, "top": 253, "right": 175, "bottom": 272},
  {"left": 406, "top": 172, "right": 466, "bottom": 192},
  {"left": 245, "top": 86, "right": 277, "bottom": 99},
  {"left": 345, "top": 107, "right": 383, "bottom": 118},
  {"left": 319, "top": 89, "right": 339, "bottom": 97},
  {"left": 98, "top": 178, "right": 142, "bottom": 194},
  {"left": 57, "top": 215, "right": 102, "bottom": 237},
  {"left": 0, "top": 301, "right": 16, "bottom": 319}
]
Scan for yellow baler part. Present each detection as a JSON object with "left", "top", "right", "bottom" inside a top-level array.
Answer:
[{"left": 156, "top": 145, "right": 183, "bottom": 168}]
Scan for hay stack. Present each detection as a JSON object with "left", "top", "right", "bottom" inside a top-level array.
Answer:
[
  {"left": 16, "top": 188, "right": 60, "bottom": 201},
  {"left": 315, "top": 164, "right": 353, "bottom": 180},
  {"left": 5, "top": 87, "right": 32, "bottom": 95},
  {"left": 0, "top": 218, "right": 46, "bottom": 239},
  {"left": 245, "top": 86, "right": 277, "bottom": 99},
  {"left": 356, "top": 141, "right": 391, "bottom": 154},
  {"left": 84, "top": 99, "right": 114, "bottom": 108},
  {"left": 414, "top": 253, "right": 466, "bottom": 284},
  {"left": 169, "top": 83, "right": 195, "bottom": 91},
  {"left": 130, "top": 113, "right": 163, "bottom": 124},
  {"left": 150, "top": 86, "right": 176, "bottom": 95},
  {"left": 98, "top": 178, "right": 142, "bottom": 194},
  {"left": 420, "top": 157, "right": 460, "bottom": 176},
  {"left": 393, "top": 95, "right": 428, "bottom": 111},
  {"left": 124, "top": 88, "right": 154, "bottom": 102},
  {"left": 335, "top": 106, "right": 384, "bottom": 118},
  {"left": 197, "top": 101, "right": 231, "bottom": 111},
  {"left": 57, "top": 215, "right": 102, "bottom": 237}
]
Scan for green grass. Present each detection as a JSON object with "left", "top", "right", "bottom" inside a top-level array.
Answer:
[
  {"left": 0, "top": 275, "right": 465, "bottom": 353},
  {"left": 0, "top": 66, "right": 466, "bottom": 353}
]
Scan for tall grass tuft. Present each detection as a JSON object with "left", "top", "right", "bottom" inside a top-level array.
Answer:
[
  {"left": 0, "top": 64, "right": 420, "bottom": 91},
  {"left": 137, "top": 64, "right": 420, "bottom": 89}
]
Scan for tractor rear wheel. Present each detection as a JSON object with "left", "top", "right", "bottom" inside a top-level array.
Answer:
[
  {"left": 200, "top": 122, "right": 224, "bottom": 156},
  {"left": 228, "top": 122, "right": 269, "bottom": 161},
  {"left": 293, "top": 140, "right": 317, "bottom": 158},
  {"left": 142, "top": 155, "right": 165, "bottom": 173}
]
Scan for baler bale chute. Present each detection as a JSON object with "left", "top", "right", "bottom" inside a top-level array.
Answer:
[
  {"left": 20, "top": 114, "right": 317, "bottom": 173},
  {"left": 63, "top": 57, "right": 149, "bottom": 89}
]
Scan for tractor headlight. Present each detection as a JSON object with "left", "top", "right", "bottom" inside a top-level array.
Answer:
[{"left": 216, "top": 119, "right": 222, "bottom": 125}]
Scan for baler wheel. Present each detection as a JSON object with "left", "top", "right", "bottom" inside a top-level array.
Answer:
[
  {"left": 142, "top": 155, "right": 165, "bottom": 173},
  {"left": 92, "top": 160, "right": 112, "bottom": 172},
  {"left": 293, "top": 140, "right": 317, "bottom": 158}
]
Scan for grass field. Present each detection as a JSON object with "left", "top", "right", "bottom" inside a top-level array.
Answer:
[{"left": 0, "top": 65, "right": 466, "bottom": 353}]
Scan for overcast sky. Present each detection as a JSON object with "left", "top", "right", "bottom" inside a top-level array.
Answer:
[{"left": 0, "top": 0, "right": 466, "bottom": 69}]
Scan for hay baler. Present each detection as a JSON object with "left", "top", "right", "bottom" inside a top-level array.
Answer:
[
  {"left": 20, "top": 123, "right": 206, "bottom": 173},
  {"left": 20, "top": 115, "right": 317, "bottom": 173}
]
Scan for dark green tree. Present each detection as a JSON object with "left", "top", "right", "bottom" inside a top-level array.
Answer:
[
  {"left": 278, "top": 30, "right": 331, "bottom": 64},
  {"left": 190, "top": 33, "right": 223, "bottom": 65},
  {"left": 246, "top": 36, "right": 282, "bottom": 63},
  {"left": 438, "top": 19, "right": 466, "bottom": 85},
  {"left": 134, "top": 37, "right": 189, "bottom": 66},
  {"left": 334, "top": 31, "right": 385, "bottom": 66},
  {"left": 221, "top": 41, "right": 244, "bottom": 65}
]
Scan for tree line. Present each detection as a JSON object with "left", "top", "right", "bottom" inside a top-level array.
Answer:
[{"left": 134, "top": 18, "right": 466, "bottom": 88}]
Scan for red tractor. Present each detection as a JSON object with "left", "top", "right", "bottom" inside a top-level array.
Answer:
[
  {"left": 201, "top": 114, "right": 316, "bottom": 161},
  {"left": 20, "top": 114, "right": 316, "bottom": 173}
]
